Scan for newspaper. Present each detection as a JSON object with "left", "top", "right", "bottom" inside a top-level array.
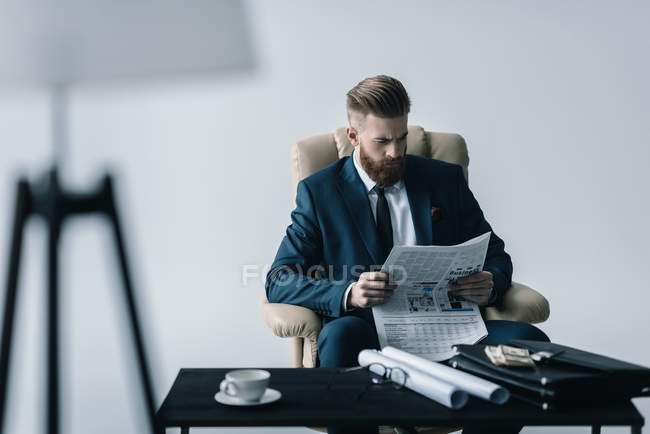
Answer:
[{"left": 372, "top": 232, "right": 491, "bottom": 361}]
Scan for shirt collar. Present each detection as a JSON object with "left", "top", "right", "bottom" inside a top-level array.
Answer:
[{"left": 352, "top": 149, "right": 404, "bottom": 194}]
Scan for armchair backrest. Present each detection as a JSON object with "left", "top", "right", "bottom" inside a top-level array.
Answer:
[{"left": 290, "top": 125, "right": 470, "bottom": 195}]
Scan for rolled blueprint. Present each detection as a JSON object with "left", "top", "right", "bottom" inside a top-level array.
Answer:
[
  {"left": 382, "top": 346, "right": 509, "bottom": 404},
  {"left": 358, "top": 349, "right": 468, "bottom": 409}
]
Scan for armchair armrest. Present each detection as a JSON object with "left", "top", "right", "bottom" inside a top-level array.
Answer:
[
  {"left": 484, "top": 281, "right": 550, "bottom": 324},
  {"left": 260, "top": 296, "right": 322, "bottom": 341}
]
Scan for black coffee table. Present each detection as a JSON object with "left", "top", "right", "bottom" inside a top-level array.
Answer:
[{"left": 156, "top": 368, "right": 645, "bottom": 433}]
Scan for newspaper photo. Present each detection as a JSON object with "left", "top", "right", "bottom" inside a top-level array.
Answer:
[{"left": 372, "top": 232, "right": 492, "bottom": 361}]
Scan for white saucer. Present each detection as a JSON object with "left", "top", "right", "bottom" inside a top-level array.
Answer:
[{"left": 214, "top": 388, "right": 282, "bottom": 406}]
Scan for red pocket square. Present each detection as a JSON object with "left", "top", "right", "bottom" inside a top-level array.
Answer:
[{"left": 430, "top": 206, "right": 443, "bottom": 222}]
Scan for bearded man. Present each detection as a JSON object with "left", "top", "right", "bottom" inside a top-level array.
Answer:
[{"left": 266, "top": 75, "right": 548, "bottom": 434}]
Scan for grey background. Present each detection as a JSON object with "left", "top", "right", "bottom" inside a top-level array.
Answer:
[
  {"left": 0, "top": 0, "right": 255, "bottom": 85},
  {"left": 0, "top": 1, "right": 648, "bottom": 433}
]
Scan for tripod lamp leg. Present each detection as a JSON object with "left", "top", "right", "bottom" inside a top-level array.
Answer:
[{"left": 0, "top": 180, "right": 31, "bottom": 434}]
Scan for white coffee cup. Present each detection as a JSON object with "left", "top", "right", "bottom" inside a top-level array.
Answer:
[{"left": 219, "top": 369, "right": 270, "bottom": 402}]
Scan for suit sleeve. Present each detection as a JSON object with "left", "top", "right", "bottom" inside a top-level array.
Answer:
[
  {"left": 456, "top": 166, "right": 513, "bottom": 308},
  {"left": 265, "top": 180, "right": 351, "bottom": 318}
]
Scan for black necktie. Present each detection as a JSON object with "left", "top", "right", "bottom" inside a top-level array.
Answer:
[{"left": 375, "top": 187, "right": 393, "bottom": 261}]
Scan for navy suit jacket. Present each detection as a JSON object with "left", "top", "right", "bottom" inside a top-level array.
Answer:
[{"left": 265, "top": 154, "right": 512, "bottom": 323}]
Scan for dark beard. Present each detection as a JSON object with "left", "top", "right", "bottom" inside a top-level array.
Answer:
[{"left": 359, "top": 145, "right": 406, "bottom": 188}]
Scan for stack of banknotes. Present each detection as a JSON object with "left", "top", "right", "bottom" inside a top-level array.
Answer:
[{"left": 484, "top": 344, "right": 535, "bottom": 367}]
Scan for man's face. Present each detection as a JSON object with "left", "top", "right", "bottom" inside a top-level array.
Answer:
[{"left": 347, "top": 113, "right": 408, "bottom": 188}]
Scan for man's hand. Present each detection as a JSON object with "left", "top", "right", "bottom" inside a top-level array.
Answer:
[
  {"left": 450, "top": 271, "right": 493, "bottom": 306},
  {"left": 348, "top": 271, "right": 397, "bottom": 309}
]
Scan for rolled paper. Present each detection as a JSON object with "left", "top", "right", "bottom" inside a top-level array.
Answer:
[
  {"left": 358, "top": 349, "right": 468, "bottom": 409},
  {"left": 382, "top": 346, "right": 509, "bottom": 404}
]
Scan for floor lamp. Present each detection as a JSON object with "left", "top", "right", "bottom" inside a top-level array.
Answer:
[{"left": 0, "top": 2, "right": 255, "bottom": 433}]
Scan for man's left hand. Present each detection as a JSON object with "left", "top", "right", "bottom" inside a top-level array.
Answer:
[{"left": 450, "top": 271, "right": 493, "bottom": 306}]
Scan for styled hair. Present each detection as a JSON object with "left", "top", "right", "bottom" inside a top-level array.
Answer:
[{"left": 346, "top": 75, "right": 411, "bottom": 123}]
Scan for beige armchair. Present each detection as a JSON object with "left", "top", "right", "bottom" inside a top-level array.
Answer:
[{"left": 262, "top": 126, "right": 550, "bottom": 369}]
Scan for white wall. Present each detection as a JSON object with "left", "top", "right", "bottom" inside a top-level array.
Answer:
[{"left": 0, "top": 1, "right": 648, "bottom": 433}]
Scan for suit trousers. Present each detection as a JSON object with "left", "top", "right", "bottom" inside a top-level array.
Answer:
[{"left": 318, "top": 316, "right": 550, "bottom": 434}]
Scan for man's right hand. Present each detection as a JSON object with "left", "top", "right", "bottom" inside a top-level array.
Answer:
[{"left": 347, "top": 271, "right": 397, "bottom": 309}]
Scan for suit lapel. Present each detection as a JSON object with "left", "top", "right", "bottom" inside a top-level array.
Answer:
[
  {"left": 404, "top": 156, "right": 433, "bottom": 245},
  {"left": 336, "top": 155, "right": 382, "bottom": 265}
]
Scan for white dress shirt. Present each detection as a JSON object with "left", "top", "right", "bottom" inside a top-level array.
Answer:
[{"left": 343, "top": 150, "right": 417, "bottom": 311}]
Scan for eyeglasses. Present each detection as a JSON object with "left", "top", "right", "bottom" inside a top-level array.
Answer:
[
  {"left": 328, "top": 363, "right": 409, "bottom": 401},
  {"left": 366, "top": 363, "right": 408, "bottom": 389}
]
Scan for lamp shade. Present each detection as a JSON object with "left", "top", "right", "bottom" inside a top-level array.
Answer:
[{"left": 0, "top": 0, "right": 255, "bottom": 86}]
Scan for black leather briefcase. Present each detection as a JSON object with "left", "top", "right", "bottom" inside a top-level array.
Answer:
[{"left": 448, "top": 340, "right": 650, "bottom": 409}]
